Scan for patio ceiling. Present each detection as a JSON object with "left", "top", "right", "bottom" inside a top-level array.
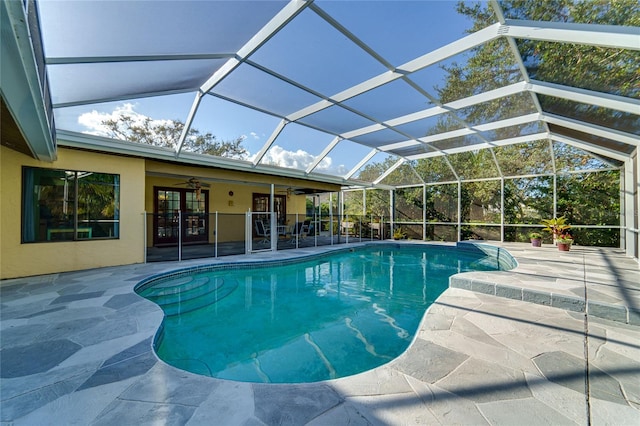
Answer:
[{"left": 37, "top": 0, "right": 639, "bottom": 188}]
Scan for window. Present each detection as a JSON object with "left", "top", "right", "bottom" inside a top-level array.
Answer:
[{"left": 22, "top": 167, "right": 120, "bottom": 242}]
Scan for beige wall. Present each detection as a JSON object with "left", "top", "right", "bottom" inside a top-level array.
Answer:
[
  {"left": 0, "top": 147, "right": 340, "bottom": 279},
  {"left": 0, "top": 146, "right": 146, "bottom": 279}
]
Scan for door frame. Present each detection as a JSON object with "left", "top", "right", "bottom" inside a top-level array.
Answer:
[
  {"left": 153, "top": 186, "right": 209, "bottom": 246},
  {"left": 252, "top": 193, "right": 286, "bottom": 236}
]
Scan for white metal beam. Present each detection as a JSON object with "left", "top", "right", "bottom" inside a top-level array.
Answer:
[
  {"left": 399, "top": 23, "right": 502, "bottom": 73},
  {"left": 342, "top": 81, "right": 528, "bottom": 142},
  {"left": 622, "top": 155, "right": 639, "bottom": 257},
  {"left": 306, "top": 136, "right": 341, "bottom": 174},
  {"left": 174, "top": 1, "right": 309, "bottom": 158},
  {"left": 340, "top": 123, "right": 387, "bottom": 140},
  {"left": 407, "top": 132, "right": 549, "bottom": 160},
  {"left": 379, "top": 139, "right": 427, "bottom": 152},
  {"left": 198, "top": 58, "right": 241, "bottom": 95},
  {"left": 52, "top": 88, "right": 196, "bottom": 109},
  {"left": 379, "top": 113, "right": 541, "bottom": 152},
  {"left": 252, "top": 119, "right": 288, "bottom": 167},
  {"left": 374, "top": 158, "right": 405, "bottom": 185},
  {"left": 286, "top": 23, "right": 502, "bottom": 123},
  {"left": 46, "top": 53, "right": 234, "bottom": 65},
  {"left": 550, "top": 134, "right": 628, "bottom": 162},
  {"left": 503, "top": 20, "right": 640, "bottom": 51},
  {"left": 490, "top": 0, "right": 554, "bottom": 143},
  {"left": 200, "top": 0, "right": 309, "bottom": 94},
  {"left": 541, "top": 113, "right": 639, "bottom": 147},
  {"left": 174, "top": 93, "right": 203, "bottom": 156},
  {"left": 392, "top": 82, "right": 529, "bottom": 129},
  {"left": 473, "top": 112, "right": 541, "bottom": 132},
  {"left": 530, "top": 80, "right": 640, "bottom": 115},
  {"left": 345, "top": 149, "right": 378, "bottom": 180}
]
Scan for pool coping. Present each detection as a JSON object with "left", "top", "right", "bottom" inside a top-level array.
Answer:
[
  {"left": 450, "top": 241, "right": 640, "bottom": 325},
  {"left": 135, "top": 242, "right": 516, "bottom": 383}
]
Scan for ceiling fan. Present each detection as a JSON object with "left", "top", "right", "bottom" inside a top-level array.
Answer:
[
  {"left": 175, "top": 177, "right": 210, "bottom": 200},
  {"left": 277, "top": 187, "right": 314, "bottom": 197},
  {"left": 275, "top": 187, "right": 318, "bottom": 199},
  {"left": 276, "top": 187, "right": 300, "bottom": 199}
]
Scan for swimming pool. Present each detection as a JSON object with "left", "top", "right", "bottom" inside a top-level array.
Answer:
[{"left": 136, "top": 243, "right": 514, "bottom": 383}]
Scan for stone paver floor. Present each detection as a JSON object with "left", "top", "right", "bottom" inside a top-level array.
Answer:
[{"left": 1, "top": 242, "right": 639, "bottom": 425}]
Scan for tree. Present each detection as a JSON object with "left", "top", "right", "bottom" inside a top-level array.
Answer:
[
  {"left": 101, "top": 115, "right": 247, "bottom": 159},
  {"left": 408, "top": 0, "right": 627, "bottom": 245},
  {"left": 503, "top": 0, "right": 639, "bottom": 96},
  {"left": 556, "top": 170, "right": 620, "bottom": 246},
  {"left": 451, "top": 1, "right": 639, "bottom": 133}
]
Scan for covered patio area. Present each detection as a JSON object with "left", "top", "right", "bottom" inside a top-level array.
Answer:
[{"left": 1, "top": 242, "right": 638, "bottom": 424}]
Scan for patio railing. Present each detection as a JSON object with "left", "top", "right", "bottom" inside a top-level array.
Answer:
[{"left": 143, "top": 211, "right": 392, "bottom": 263}]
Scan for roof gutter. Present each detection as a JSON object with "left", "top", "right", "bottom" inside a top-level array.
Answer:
[{"left": 56, "top": 129, "right": 376, "bottom": 190}]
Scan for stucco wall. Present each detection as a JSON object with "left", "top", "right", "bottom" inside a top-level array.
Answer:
[{"left": 0, "top": 146, "right": 146, "bottom": 279}]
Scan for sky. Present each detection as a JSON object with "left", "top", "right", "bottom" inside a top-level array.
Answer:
[{"left": 46, "top": 1, "right": 478, "bottom": 178}]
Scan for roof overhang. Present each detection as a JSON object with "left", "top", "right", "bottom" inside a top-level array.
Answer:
[
  {"left": 56, "top": 129, "right": 375, "bottom": 190},
  {"left": 0, "top": 0, "right": 56, "bottom": 161}
]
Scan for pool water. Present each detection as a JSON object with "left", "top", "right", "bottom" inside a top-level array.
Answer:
[{"left": 137, "top": 244, "right": 509, "bottom": 383}]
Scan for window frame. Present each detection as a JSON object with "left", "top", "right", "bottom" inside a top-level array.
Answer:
[{"left": 21, "top": 166, "right": 121, "bottom": 243}]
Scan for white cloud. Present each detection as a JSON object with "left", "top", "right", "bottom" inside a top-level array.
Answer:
[
  {"left": 315, "top": 156, "right": 348, "bottom": 175},
  {"left": 262, "top": 145, "right": 314, "bottom": 169},
  {"left": 251, "top": 145, "right": 348, "bottom": 175},
  {"left": 77, "top": 103, "right": 172, "bottom": 137},
  {"left": 239, "top": 132, "right": 259, "bottom": 144}
]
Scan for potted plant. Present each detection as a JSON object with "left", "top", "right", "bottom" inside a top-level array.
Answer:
[
  {"left": 556, "top": 233, "right": 573, "bottom": 251},
  {"left": 529, "top": 232, "right": 543, "bottom": 247},
  {"left": 541, "top": 216, "right": 571, "bottom": 245},
  {"left": 393, "top": 228, "right": 406, "bottom": 240}
]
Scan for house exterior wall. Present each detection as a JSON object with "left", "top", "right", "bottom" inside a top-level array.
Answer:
[
  {"left": 0, "top": 146, "right": 341, "bottom": 280},
  {"left": 143, "top": 160, "right": 337, "bottom": 245},
  {"left": 1, "top": 146, "right": 146, "bottom": 279}
]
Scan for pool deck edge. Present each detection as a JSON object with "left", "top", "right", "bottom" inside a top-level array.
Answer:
[{"left": 450, "top": 242, "right": 640, "bottom": 325}]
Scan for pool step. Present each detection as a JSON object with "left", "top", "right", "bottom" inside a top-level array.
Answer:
[
  {"left": 141, "top": 275, "right": 195, "bottom": 290},
  {"left": 140, "top": 276, "right": 238, "bottom": 316},
  {"left": 142, "top": 276, "right": 215, "bottom": 300}
]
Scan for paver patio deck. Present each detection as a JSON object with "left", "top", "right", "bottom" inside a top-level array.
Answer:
[{"left": 1, "top": 242, "right": 639, "bottom": 425}]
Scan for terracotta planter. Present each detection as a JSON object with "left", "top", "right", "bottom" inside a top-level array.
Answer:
[
  {"left": 557, "top": 242, "right": 571, "bottom": 251},
  {"left": 531, "top": 238, "right": 542, "bottom": 247}
]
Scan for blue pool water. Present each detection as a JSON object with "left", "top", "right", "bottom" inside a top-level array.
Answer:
[{"left": 136, "top": 244, "right": 512, "bottom": 383}]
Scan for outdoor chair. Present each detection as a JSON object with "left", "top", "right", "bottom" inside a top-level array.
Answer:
[
  {"left": 290, "top": 221, "right": 309, "bottom": 241},
  {"left": 306, "top": 222, "right": 315, "bottom": 236},
  {"left": 254, "top": 220, "right": 270, "bottom": 243}
]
